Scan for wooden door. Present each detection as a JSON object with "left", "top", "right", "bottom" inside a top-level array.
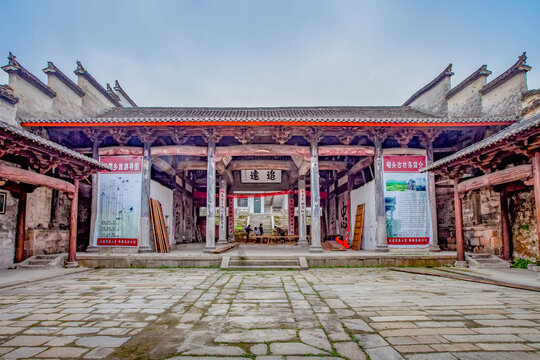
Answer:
[{"left": 352, "top": 204, "right": 365, "bottom": 250}]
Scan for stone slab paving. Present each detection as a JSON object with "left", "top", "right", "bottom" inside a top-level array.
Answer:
[{"left": 0, "top": 268, "right": 538, "bottom": 359}]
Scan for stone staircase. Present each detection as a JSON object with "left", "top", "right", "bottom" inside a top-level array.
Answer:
[
  {"left": 247, "top": 214, "right": 273, "bottom": 234},
  {"left": 221, "top": 256, "right": 308, "bottom": 270},
  {"left": 466, "top": 253, "right": 511, "bottom": 269},
  {"left": 16, "top": 254, "right": 66, "bottom": 269}
]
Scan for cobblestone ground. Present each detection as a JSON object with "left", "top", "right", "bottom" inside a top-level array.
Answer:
[{"left": 0, "top": 268, "right": 539, "bottom": 359}]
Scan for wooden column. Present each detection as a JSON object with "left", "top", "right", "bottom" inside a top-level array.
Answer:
[
  {"left": 204, "top": 140, "right": 217, "bottom": 252},
  {"left": 453, "top": 177, "right": 465, "bottom": 262},
  {"left": 288, "top": 190, "right": 295, "bottom": 235},
  {"left": 14, "top": 191, "right": 27, "bottom": 263},
  {"left": 139, "top": 142, "right": 152, "bottom": 252},
  {"left": 87, "top": 138, "right": 100, "bottom": 252},
  {"left": 309, "top": 140, "right": 323, "bottom": 252},
  {"left": 499, "top": 188, "right": 512, "bottom": 261},
  {"left": 426, "top": 140, "right": 440, "bottom": 251},
  {"left": 373, "top": 135, "right": 388, "bottom": 252},
  {"left": 533, "top": 152, "right": 540, "bottom": 259},
  {"left": 66, "top": 179, "right": 79, "bottom": 267},
  {"left": 217, "top": 176, "right": 227, "bottom": 245},
  {"left": 298, "top": 175, "right": 308, "bottom": 245}
]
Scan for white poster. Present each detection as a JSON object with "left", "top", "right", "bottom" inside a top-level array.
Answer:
[
  {"left": 95, "top": 156, "right": 142, "bottom": 247},
  {"left": 383, "top": 155, "right": 430, "bottom": 248}
]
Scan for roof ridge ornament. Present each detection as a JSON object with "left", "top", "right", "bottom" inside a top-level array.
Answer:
[
  {"left": 445, "top": 64, "right": 492, "bottom": 100},
  {"left": 43, "top": 61, "right": 85, "bottom": 97},
  {"left": 480, "top": 52, "right": 531, "bottom": 95},
  {"left": 2, "top": 52, "right": 57, "bottom": 98},
  {"left": 74, "top": 60, "right": 87, "bottom": 75},
  {"left": 403, "top": 64, "right": 454, "bottom": 106}
]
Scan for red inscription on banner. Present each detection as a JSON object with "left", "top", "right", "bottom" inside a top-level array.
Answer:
[
  {"left": 387, "top": 237, "right": 429, "bottom": 245},
  {"left": 97, "top": 238, "right": 138, "bottom": 246},
  {"left": 100, "top": 156, "right": 143, "bottom": 174},
  {"left": 383, "top": 155, "right": 426, "bottom": 173}
]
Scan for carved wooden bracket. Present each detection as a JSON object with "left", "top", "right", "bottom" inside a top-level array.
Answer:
[
  {"left": 170, "top": 128, "right": 190, "bottom": 145},
  {"left": 273, "top": 126, "right": 293, "bottom": 144},
  {"left": 83, "top": 128, "right": 105, "bottom": 144},
  {"left": 366, "top": 128, "right": 387, "bottom": 144},
  {"left": 135, "top": 128, "right": 156, "bottom": 144},
  {"left": 109, "top": 127, "right": 131, "bottom": 145},
  {"left": 337, "top": 127, "right": 356, "bottom": 145},
  {"left": 304, "top": 127, "right": 324, "bottom": 144},
  {"left": 202, "top": 127, "right": 222, "bottom": 144},
  {"left": 421, "top": 128, "right": 443, "bottom": 143},
  {"left": 234, "top": 127, "right": 255, "bottom": 144},
  {"left": 394, "top": 128, "right": 417, "bottom": 147}
]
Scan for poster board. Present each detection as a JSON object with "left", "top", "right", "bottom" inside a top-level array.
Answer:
[
  {"left": 383, "top": 155, "right": 430, "bottom": 248},
  {"left": 352, "top": 204, "right": 365, "bottom": 250},
  {"left": 94, "top": 156, "right": 142, "bottom": 247}
]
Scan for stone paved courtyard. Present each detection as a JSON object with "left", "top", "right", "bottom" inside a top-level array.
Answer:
[{"left": 0, "top": 268, "right": 539, "bottom": 359}]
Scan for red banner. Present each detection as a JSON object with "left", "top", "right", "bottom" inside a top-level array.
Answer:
[
  {"left": 100, "top": 156, "right": 142, "bottom": 174},
  {"left": 97, "top": 238, "right": 138, "bottom": 246},
  {"left": 387, "top": 237, "right": 429, "bottom": 245},
  {"left": 383, "top": 155, "right": 426, "bottom": 173}
]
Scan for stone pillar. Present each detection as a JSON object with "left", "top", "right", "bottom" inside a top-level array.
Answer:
[
  {"left": 453, "top": 177, "right": 466, "bottom": 265},
  {"left": 87, "top": 138, "right": 99, "bottom": 252},
  {"left": 499, "top": 188, "right": 511, "bottom": 261},
  {"left": 66, "top": 179, "right": 79, "bottom": 267},
  {"left": 309, "top": 140, "right": 323, "bottom": 253},
  {"left": 14, "top": 190, "right": 26, "bottom": 263},
  {"left": 426, "top": 140, "right": 440, "bottom": 252},
  {"left": 138, "top": 142, "right": 152, "bottom": 253},
  {"left": 204, "top": 140, "right": 217, "bottom": 252},
  {"left": 217, "top": 176, "right": 227, "bottom": 245},
  {"left": 373, "top": 135, "right": 388, "bottom": 252},
  {"left": 298, "top": 175, "right": 308, "bottom": 245},
  {"left": 532, "top": 152, "right": 540, "bottom": 259}
]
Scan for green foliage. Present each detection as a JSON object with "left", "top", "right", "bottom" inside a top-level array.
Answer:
[{"left": 512, "top": 258, "right": 534, "bottom": 269}]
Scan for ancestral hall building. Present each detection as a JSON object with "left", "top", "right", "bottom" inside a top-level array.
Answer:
[{"left": 0, "top": 52, "right": 539, "bottom": 268}]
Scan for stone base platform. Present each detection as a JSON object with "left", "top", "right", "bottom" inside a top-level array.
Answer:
[{"left": 77, "top": 243, "right": 457, "bottom": 268}]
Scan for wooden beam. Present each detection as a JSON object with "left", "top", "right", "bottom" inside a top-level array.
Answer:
[
  {"left": 175, "top": 160, "right": 207, "bottom": 171},
  {"left": 67, "top": 179, "right": 79, "bottom": 264},
  {"left": 228, "top": 160, "right": 296, "bottom": 171},
  {"left": 499, "top": 189, "right": 511, "bottom": 261},
  {"left": 349, "top": 157, "right": 373, "bottom": 175},
  {"left": 383, "top": 147, "right": 425, "bottom": 155},
  {"left": 319, "top": 161, "right": 348, "bottom": 172},
  {"left": 14, "top": 191, "right": 26, "bottom": 263},
  {"left": 318, "top": 145, "right": 374, "bottom": 157},
  {"left": 152, "top": 145, "right": 208, "bottom": 157},
  {"left": 0, "top": 164, "right": 75, "bottom": 193},
  {"left": 457, "top": 164, "right": 533, "bottom": 194},
  {"left": 151, "top": 156, "right": 176, "bottom": 176}
]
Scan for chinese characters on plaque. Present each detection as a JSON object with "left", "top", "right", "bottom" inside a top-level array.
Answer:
[
  {"left": 240, "top": 169, "right": 282, "bottom": 183},
  {"left": 94, "top": 156, "right": 142, "bottom": 247},
  {"left": 383, "top": 155, "right": 431, "bottom": 247}
]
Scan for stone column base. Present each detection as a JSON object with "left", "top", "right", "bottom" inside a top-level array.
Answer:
[
  {"left": 65, "top": 261, "right": 79, "bottom": 268},
  {"left": 374, "top": 245, "right": 389, "bottom": 252},
  {"left": 455, "top": 260, "right": 468, "bottom": 268},
  {"left": 85, "top": 246, "right": 99, "bottom": 253},
  {"left": 297, "top": 239, "right": 309, "bottom": 247},
  {"left": 429, "top": 244, "right": 441, "bottom": 252},
  {"left": 217, "top": 239, "right": 228, "bottom": 246},
  {"left": 309, "top": 245, "right": 323, "bottom": 253},
  {"left": 203, "top": 246, "right": 216, "bottom": 253},
  {"left": 138, "top": 246, "right": 152, "bottom": 253}
]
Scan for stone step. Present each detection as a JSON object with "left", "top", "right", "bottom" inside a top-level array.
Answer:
[
  {"left": 27, "top": 260, "right": 53, "bottom": 265},
  {"left": 466, "top": 253, "right": 510, "bottom": 269},
  {"left": 34, "top": 255, "right": 60, "bottom": 260},
  {"left": 229, "top": 259, "right": 299, "bottom": 267},
  {"left": 16, "top": 254, "right": 66, "bottom": 269},
  {"left": 228, "top": 265, "right": 301, "bottom": 270}
]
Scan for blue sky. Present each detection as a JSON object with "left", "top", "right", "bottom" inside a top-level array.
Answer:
[{"left": 1, "top": 0, "right": 539, "bottom": 107}]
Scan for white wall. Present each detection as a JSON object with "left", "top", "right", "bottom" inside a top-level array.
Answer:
[
  {"left": 349, "top": 181, "right": 377, "bottom": 250},
  {"left": 150, "top": 180, "right": 174, "bottom": 246}
]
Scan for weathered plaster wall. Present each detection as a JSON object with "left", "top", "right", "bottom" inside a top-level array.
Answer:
[
  {"left": 77, "top": 77, "right": 115, "bottom": 115},
  {"left": 462, "top": 188, "right": 502, "bottom": 255},
  {"left": 408, "top": 77, "right": 450, "bottom": 115},
  {"left": 24, "top": 229, "right": 68, "bottom": 257},
  {"left": 509, "top": 188, "right": 539, "bottom": 260},
  {"left": 482, "top": 73, "right": 527, "bottom": 117},
  {"left": 150, "top": 180, "right": 174, "bottom": 246},
  {"left": 26, "top": 187, "right": 52, "bottom": 229},
  {"left": 349, "top": 181, "right": 376, "bottom": 250},
  {"left": 9, "top": 75, "right": 54, "bottom": 117},
  {"left": 47, "top": 76, "right": 84, "bottom": 117},
  {"left": 0, "top": 99, "right": 17, "bottom": 126},
  {"left": 447, "top": 77, "right": 486, "bottom": 117},
  {"left": 0, "top": 191, "right": 17, "bottom": 269}
]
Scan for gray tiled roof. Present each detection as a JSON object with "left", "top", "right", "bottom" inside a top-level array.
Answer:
[
  {"left": 19, "top": 106, "right": 517, "bottom": 125},
  {"left": 421, "top": 113, "right": 540, "bottom": 172},
  {"left": 480, "top": 53, "right": 531, "bottom": 95},
  {"left": 43, "top": 61, "right": 85, "bottom": 97},
  {"left": 445, "top": 65, "right": 491, "bottom": 100},
  {"left": 74, "top": 61, "right": 122, "bottom": 107},
  {"left": 0, "top": 120, "right": 110, "bottom": 171},
  {"left": 403, "top": 64, "right": 454, "bottom": 106}
]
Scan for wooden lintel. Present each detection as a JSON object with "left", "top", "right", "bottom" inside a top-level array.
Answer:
[
  {"left": 151, "top": 145, "right": 208, "bottom": 157},
  {"left": 151, "top": 156, "right": 176, "bottom": 176},
  {"left": 457, "top": 164, "right": 533, "bottom": 194},
  {"left": 228, "top": 160, "right": 296, "bottom": 171},
  {"left": 175, "top": 160, "right": 208, "bottom": 171},
  {"left": 318, "top": 145, "right": 374, "bottom": 157},
  {"left": 0, "top": 164, "right": 75, "bottom": 193},
  {"left": 319, "top": 161, "right": 348, "bottom": 172},
  {"left": 383, "top": 147, "right": 426, "bottom": 156},
  {"left": 298, "top": 161, "right": 310, "bottom": 176}
]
